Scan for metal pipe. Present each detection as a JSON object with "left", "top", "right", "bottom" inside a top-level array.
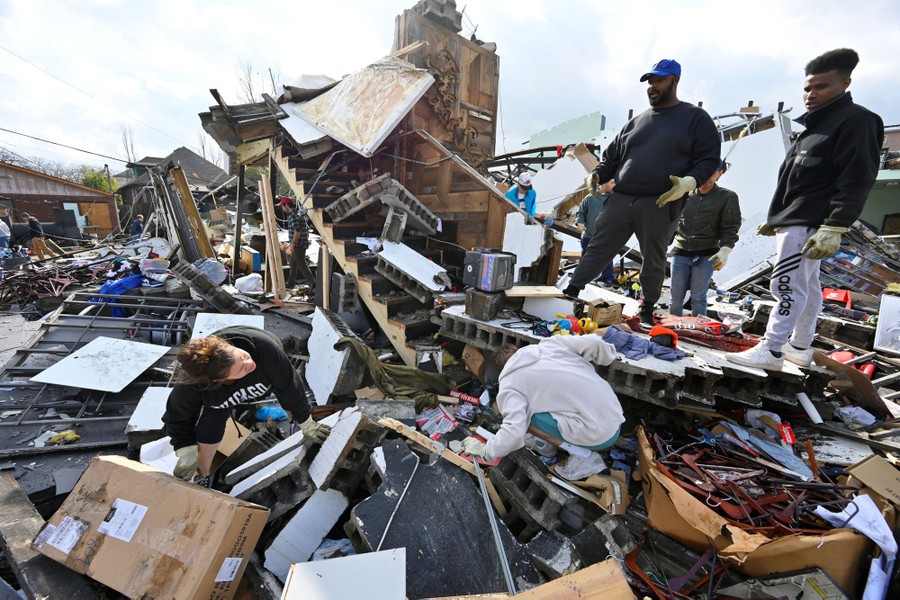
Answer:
[{"left": 472, "top": 458, "right": 516, "bottom": 595}]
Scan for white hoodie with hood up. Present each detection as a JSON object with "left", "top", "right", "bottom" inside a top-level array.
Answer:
[{"left": 484, "top": 334, "right": 624, "bottom": 461}]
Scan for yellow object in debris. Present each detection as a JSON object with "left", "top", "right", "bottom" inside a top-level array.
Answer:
[
  {"left": 48, "top": 430, "right": 80, "bottom": 445},
  {"left": 886, "top": 282, "right": 900, "bottom": 296}
]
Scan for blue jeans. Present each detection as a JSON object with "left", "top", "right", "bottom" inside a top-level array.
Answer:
[
  {"left": 669, "top": 254, "right": 714, "bottom": 316},
  {"left": 530, "top": 412, "right": 620, "bottom": 450},
  {"left": 580, "top": 237, "right": 615, "bottom": 282},
  {"left": 0, "top": 236, "right": 8, "bottom": 248}
]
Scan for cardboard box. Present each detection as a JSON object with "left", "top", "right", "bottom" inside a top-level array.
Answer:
[
  {"left": 33, "top": 456, "right": 268, "bottom": 600},
  {"left": 581, "top": 299, "right": 623, "bottom": 326},
  {"left": 846, "top": 454, "right": 900, "bottom": 507},
  {"left": 636, "top": 427, "right": 871, "bottom": 594}
]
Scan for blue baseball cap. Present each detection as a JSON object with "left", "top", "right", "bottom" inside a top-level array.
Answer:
[{"left": 640, "top": 59, "right": 681, "bottom": 82}]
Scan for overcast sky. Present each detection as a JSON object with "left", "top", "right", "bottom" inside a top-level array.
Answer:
[{"left": 1, "top": 0, "right": 898, "bottom": 174}]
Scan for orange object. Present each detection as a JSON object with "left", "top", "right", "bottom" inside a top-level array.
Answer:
[{"left": 648, "top": 325, "right": 679, "bottom": 348}]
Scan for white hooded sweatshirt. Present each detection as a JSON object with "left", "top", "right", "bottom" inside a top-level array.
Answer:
[{"left": 484, "top": 334, "right": 624, "bottom": 461}]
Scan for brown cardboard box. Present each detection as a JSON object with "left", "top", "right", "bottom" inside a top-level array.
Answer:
[
  {"left": 637, "top": 427, "right": 871, "bottom": 594},
  {"left": 33, "top": 456, "right": 268, "bottom": 600},
  {"left": 581, "top": 299, "right": 623, "bottom": 326},
  {"left": 846, "top": 454, "right": 900, "bottom": 507}
]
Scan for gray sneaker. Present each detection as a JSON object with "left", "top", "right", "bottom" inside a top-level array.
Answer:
[
  {"left": 554, "top": 451, "right": 607, "bottom": 481},
  {"left": 524, "top": 433, "right": 558, "bottom": 457}
]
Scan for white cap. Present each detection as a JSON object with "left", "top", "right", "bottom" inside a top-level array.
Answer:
[{"left": 517, "top": 172, "right": 533, "bottom": 187}]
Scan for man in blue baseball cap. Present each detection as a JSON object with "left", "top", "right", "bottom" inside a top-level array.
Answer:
[{"left": 565, "top": 58, "right": 721, "bottom": 328}]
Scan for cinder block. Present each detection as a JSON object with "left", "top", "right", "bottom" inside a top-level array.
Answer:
[
  {"left": 381, "top": 207, "right": 407, "bottom": 243},
  {"left": 524, "top": 530, "right": 579, "bottom": 579},
  {"left": 309, "top": 408, "right": 387, "bottom": 495},
  {"left": 229, "top": 446, "right": 314, "bottom": 521},
  {"left": 224, "top": 429, "right": 306, "bottom": 486},
  {"left": 306, "top": 308, "right": 366, "bottom": 405}
]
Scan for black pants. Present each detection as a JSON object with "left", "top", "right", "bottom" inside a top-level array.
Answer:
[
  {"left": 287, "top": 244, "right": 314, "bottom": 288},
  {"left": 568, "top": 192, "right": 682, "bottom": 307}
]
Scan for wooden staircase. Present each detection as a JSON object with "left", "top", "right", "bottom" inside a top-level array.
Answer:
[{"left": 273, "top": 145, "right": 438, "bottom": 365}]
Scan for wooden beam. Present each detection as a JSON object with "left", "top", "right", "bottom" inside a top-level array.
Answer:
[
  {"left": 258, "top": 175, "right": 287, "bottom": 298},
  {"left": 171, "top": 166, "right": 216, "bottom": 259},
  {"left": 0, "top": 473, "right": 100, "bottom": 599},
  {"left": 391, "top": 40, "right": 428, "bottom": 58}
]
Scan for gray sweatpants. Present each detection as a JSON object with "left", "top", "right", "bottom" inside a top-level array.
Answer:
[
  {"left": 764, "top": 226, "right": 821, "bottom": 351},
  {"left": 568, "top": 192, "right": 682, "bottom": 307}
]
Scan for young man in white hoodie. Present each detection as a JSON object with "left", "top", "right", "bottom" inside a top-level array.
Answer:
[{"left": 461, "top": 330, "right": 625, "bottom": 480}]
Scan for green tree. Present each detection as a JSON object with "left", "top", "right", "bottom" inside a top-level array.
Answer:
[{"left": 81, "top": 166, "right": 120, "bottom": 193}]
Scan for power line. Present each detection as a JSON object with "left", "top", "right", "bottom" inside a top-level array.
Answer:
[
  {"left": 0, "top": 43, "right": 195, "bottom": 149},
  {"left": 0, "top": 126, "right": 128, "bottom": 163}
]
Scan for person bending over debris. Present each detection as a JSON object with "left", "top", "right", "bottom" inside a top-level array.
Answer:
[
  {"left": 563, "top": 58, "right": 721, "bottom": 327},
  {"left": 462, "top": 329, "right": 626, "bottom": 481},
  {"left": 669, "top": 160, "right": 741, "bottom": 317},
  {"left": 20, "top": 211, "right": 57, "bottom": 260},
  {"left": 727, "top": 48, "right": 884, "bottom": 371},
  {"left": 163, "top": 326, "right": 330, "bottom": 480}
]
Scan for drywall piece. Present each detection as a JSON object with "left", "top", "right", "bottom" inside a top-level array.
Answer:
[
  {"left": 521, "top": 296, "right": 578, "bottom": 322},
  {"left": 305, "top": 308, "right": 365, "bottom": 405},
  {"left": 532, "top": 144, "right": 598, "bottom": 216},
  {"left": 191, "top": 313, "right": 264, "bottom": 338},
  {"left": 229, "top": 445, "right": 308, "bottom": 498},
  {"left": 264, "top": 488, "right": 349, "bottom": 582},
  {"left": 346, "top": 440, "right": 543, "bottom": 598},
  {"left": 30, "top": 337, "right": 170, "bottom": 393},
  {"left": 502, "top": 212, "right": 551, "bottom": 278},
  {"left": 378, "top": 241, "right": 450, "bottom": 292},
  {"left": 294, "top": 56, "right": 434, "bottom": 157},
  {"left": 224, "top": 429, "right": 306, "bottom": 486},
  {"left": 355, "top": 398, "right": 417, "bottom": 421},
  {"left": 125, "top": 387, "right": 171, "bottom": 446},
  {"left": 281, "top": 548, "right": 405, "bottom": 600}
]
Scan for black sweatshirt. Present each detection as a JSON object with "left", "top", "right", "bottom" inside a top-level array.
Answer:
[
  {"left": 163, "top": 326, "right": 310, "bottom": 451},
  {"left": 594, "top": 101, "right": 721, "bottom": 196},
  {"left": 767, "top": 92, "right": 884, "bottom": 229}
]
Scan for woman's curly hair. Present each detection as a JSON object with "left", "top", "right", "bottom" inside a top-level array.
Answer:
[{"left": 173, "top": 336, "right": 236, "bottom": 387}]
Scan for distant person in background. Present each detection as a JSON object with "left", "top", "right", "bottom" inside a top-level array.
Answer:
[
  {"left": 505, "top": 172, "right": 537, "bottom": 217},
  {"left": 280, "top": 197, "right": 314, "bottom": 293},
  {"left": 131, "top": 214, "right": 144, "bottom": 241},
  {"left": 0, "top": 217, "right": 10, "bottom": 248},
  {"left": 727, "top": 48, "right": 883, "bottom": 371},
  {"left": 20, "top": 212, "right": 57, "bottom": 260},
  {"left": 576, "top": 179, "right": 617, "bottom": 285},
  {"left": 669, "top": 161, "right": 741, "bottom": 316}
]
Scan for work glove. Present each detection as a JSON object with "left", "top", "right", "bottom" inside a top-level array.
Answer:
[
  {"left": 299, "top": 416, "right": 331, "bottom": 444},
  {"left": 173, "top": 445, "right": 200, "bottom": 480},
  {"left": 801, "top": 225, "right": 848, "bottom": 260},
  {"left": 756, "top": 222, "right": 776, "bottom": 236},
  {"left": 576, "top": 223, "right": 585, "bottom": 235},
  {"left": 584, "top": 172, "right": 601, "bottom": 197},
  {"left": 461, "top": 437, "right": 486, "bottom": 457},
  {"left": 656, "top": 175, "right": 696, "bottom": 207},
  {"left": 709, "top": 246, "right": 732, "bottom": 271}
]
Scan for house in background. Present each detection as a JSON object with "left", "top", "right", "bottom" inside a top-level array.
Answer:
[
  {"left": 115, "top": 147, "right": 230, "bottom": 222},
  {"left": 0, "top": 160, "right": 119, "bottom": 241}
]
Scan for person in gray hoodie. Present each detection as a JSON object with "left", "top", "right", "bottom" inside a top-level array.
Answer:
[{"left": 462, "top": 330, "right": 625, "bottom": 480}]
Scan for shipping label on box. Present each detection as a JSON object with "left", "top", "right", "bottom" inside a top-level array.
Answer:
[{"left": 33, "top": 455, "right": 268, "bottom": 600}]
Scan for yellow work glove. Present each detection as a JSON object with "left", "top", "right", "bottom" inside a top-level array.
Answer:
[
  {"left": 709, "top": 246, "right": 732, "bottom": 271},
  {"left": 656, "top": 175, "right": 697, "bottom": 207},
  {"left": 576, "top": 223, "right": 585, "bottom": 235},
  {"left": 461, "top": 437, "right": 486, "bottom": 457},
  {"left": 299, "top": 416, "right": 331, "bottom": 444},
  {"left": 584, "top": 172, "right": 601, "bottom": 197},
  {"left": 756, "top": 222, "right": 776, "bottom": 236},
  {"left": 173, "top": 444, "right": 200, "bottom": 480},
  {"left": 801, "top": 225, "right": 848, "bottom": 260}
]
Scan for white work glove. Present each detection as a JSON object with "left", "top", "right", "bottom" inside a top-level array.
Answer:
[
  {"left": 656, "top": 175, "right": 696, "bottom": 207},
  {"left": 461, "top": 437, "right": 486, "bottom": 457},
  {"left": 584, "top": 172, "right": 601, "bottom": 197},
  {"left": 299, "top": 416, "right": 331, "bottom": 444},
  {"left": 802, "top": 225, "right": 848, "bottom": 260},
  {"left": 173, "top": 445, "right": 200, "bottom": 480},
  {"left": 756, "top": 222, "right": 776, "bottom": 236},
  {"left": 709, "top": 246, "right": 732, "bottom": 271},
  {"left": 576, "top": 223, "right": 585, "bottom": 235}
]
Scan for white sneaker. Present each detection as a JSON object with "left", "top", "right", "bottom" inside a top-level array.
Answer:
[
  {"left": 726, "top": 342, "right": 785, "bottom": 371},
  {"left": 554, "top": 451, "right": 607, "bottom": 481},
  {"left": 784, "top": 344, "right": 813, "bottom": 367},
  {"left": 524, "top": 433, "right": 557, "bottom": 458}
]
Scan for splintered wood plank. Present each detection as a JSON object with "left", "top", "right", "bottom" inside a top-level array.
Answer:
[
  {"left": 504, "top": 286, "right": 563, "bottom": 298},
  {"left": 259, "top": 175, "right": 286, "bottom": 298},
  {"left": 0, "top": 474, "right": 100, "bottom": 599}
]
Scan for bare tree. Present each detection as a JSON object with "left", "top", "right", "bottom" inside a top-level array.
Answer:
[
  {"left": 120, "top": 124, "right": 137, "bottom": 163},
  {"left": 198, "top": 128, "right": 210, "bottom": 161},
  {"left": 237, "top": 60, "right": 258, "bottom": 103}
]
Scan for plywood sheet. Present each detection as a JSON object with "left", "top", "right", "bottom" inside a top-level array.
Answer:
[
  {"left": 505, "top": 285, "right": 563, "bottom": 298},
  {"left": 30, "top": 337, "right": 170, "bottom": 392}
]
